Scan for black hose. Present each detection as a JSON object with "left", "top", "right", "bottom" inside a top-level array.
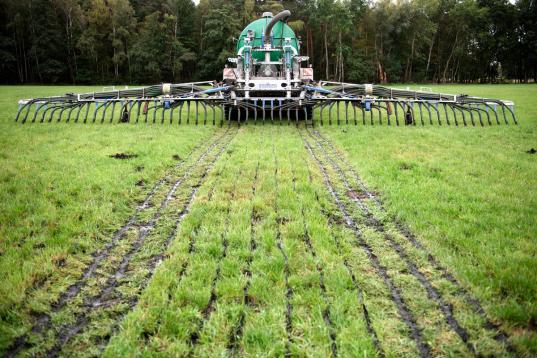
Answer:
[{"left": 264, "top": 10, "right": 291, "bottom": 45}]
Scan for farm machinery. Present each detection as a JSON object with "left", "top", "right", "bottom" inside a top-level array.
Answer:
[{"left": 16, "top": 10, "right": 517, "bottom": 126}]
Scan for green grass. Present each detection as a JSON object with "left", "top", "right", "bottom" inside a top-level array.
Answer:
[
  {"left": 0, "top": 86, "right": 217, "bottom": 350},
  {"left": 0, "top": 84, "right": 536, "bottom": 357},
  {"left": 321, "top": 84, "right": 537, "bottom": 351}
]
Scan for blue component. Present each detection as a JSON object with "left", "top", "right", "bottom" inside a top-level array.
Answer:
[
  {"left": 303, "top": 85, "right": 333, "bottom": 95},
  {"left": 202, "top": 86, "right": 230, "bottom": 95},
  {"left": 244, "top": 48, "right": 250, "bottom": 68},
  {"left": 164, "top": 101, "right": 170, "bottom": 109},
  {"left": 365, "top": 100, "right": 371, "bottom": 111}
]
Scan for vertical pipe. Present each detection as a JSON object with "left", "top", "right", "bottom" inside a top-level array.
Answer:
[
  {"left": 74, "top": 105, "right": 83, "bottom": 123},
  {"left": 262, "top": 99, "right": 266, "bottom": 125},
  {"left": 287, "top": 104, "right": 291, "bottom": 126},
  {"left": 279, "top": 99, "right": 283, "bottom": 125},
  {"left": 179, "top": 101, "right": 184, "bottom": 124},
  {"left": 66, "top": 106, "right": 76, "bottom": 123},
  {"left": 101, "top": 102, "right": 108, "bottom": 123},
  {"left": 270, "top": 100, "right": 274, "bottom": 124},
  {"left": 111, "top": 101, "right": 117, "bottom": 123},
  {"left": 253, "top": 100, "right": 258, "bottom": 125},
  {"left": 377, "top": 105, "right": 382, "bottom": 125},
  {"left": 152, "top": 100, "right": 158, "bottom": 123},
  {"left": 187, "top": 101, "right": 191, "bottom": 124},
  {"left": 418, "top": 103, "right": 424, "bottom": 125},
  {"left": 84, "top": 103, "right": 91, "bottom": 123},
  {"left": 336, "top": 101, "right": 340, "bottom": 125}
]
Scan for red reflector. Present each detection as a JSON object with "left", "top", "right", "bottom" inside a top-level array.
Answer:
[
  {"left": 301, "top": 68, "right": 313, "bottom": 79},
  {"left": 223, "top": 68, "right": 235, "bottom": 79}
]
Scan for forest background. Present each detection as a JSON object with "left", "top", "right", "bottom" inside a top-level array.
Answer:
[{"left": 1, "top": 0, "right": 536, "bottom": 85}]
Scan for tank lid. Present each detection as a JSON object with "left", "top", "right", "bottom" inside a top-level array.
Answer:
[{"left": 261, "top": 12, "right": 273, "bottom": 18}]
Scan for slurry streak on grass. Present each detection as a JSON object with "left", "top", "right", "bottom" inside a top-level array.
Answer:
[{"left": 0, "top": 84, "right": 535, "bottom": 357}]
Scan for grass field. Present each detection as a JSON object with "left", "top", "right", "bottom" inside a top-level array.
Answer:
[{"left": 0, "top": 84, "right": 536, "bottom": 357}]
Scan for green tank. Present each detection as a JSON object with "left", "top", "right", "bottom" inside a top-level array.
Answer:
[{"left": 236, "top": 13, "right": 300, "bottom": 62}]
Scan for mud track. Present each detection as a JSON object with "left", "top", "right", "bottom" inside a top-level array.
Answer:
[
  {"left": 4, "top": 125, "right": 517, "bottom": 357},
  {"left": 306, "top": 128, "right": 476, "bottom": 354},
  {"left": 289, "top": 160, "right": 338, "bottom": 357},
  {"left": 272, "top": 144, "right": 294, "bottom": 358},
  {"left": 5, "top": 139, "right": 211, "bottom": 357},
  {"left": 7, "top": 128, "right": 236, "bottom": 357},
  {"left": 227, "top": 162, "right": 260, "bottom": 354},
  {"left": 301, "top": 131, "right": 432, "bottom": 358},
  {"left": 142, "top": 159, "right": 232, "bottom": 346},
  {"left": 187, "top": 167, "right": 242, "bottom": 354},
  {"left": 309, "top": 129, "right": 513, "bottom": 350},
  {"left": 303, "top": 157, "right": 386, "bottom": 357},
  {"left": 300, "top": 126, "right": 514, "bottom": 357}
]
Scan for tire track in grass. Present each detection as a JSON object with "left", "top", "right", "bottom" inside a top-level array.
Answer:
[
  {"left": 227, "top": 162, "right": 260, "bottom": 354},
  {"left": 305, "top": 128, "right": 478, "bottom": 356},
  {"left": 186, "top": 166, "right": 242, "bottom": 355},
  {"left": 288, "top": 159, "right": 338, "bottom": 357},
  {"left": 310, "top": 129, "right": 514, "bottom": 352},
  {"left": 302, "top": 157, "right": 385, "bottom": 357},
  {"left": 272, "top": 144, "right": 294, "bottom": 357},
  {"left": 300, "top": 132, "right": 432, "bottom": 358},
  {"left": 52, "top": 130, "right": 235, "bottom": 355},
  {"left": 3, "top": 134, "right": 223, "bottom": 358},
  {"left": 141, "top": 159, "right": 231, "bottom": 346},
  {"left": 96, "top": 144, "right": 235, "bottom": 353},
  {"left": 43, "top": 128, "right": 237, "bottom": 357}
]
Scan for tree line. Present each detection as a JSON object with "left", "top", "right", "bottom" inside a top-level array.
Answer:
[{"left": 1, "top": 0, "right": 536, "bottom": 84}]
